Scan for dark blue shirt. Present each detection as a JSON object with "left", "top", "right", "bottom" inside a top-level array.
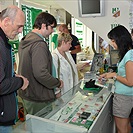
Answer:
[{"left": 69, "top": 34, "right": 80, "bottom": 63}]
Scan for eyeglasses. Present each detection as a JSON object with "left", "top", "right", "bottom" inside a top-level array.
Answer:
[{"left": 49, "top": 25, "right": 55, "bottom": 29}]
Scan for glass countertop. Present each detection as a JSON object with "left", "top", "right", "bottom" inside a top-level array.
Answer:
[{"left": 34, "top": 80, "right": 112, "bottom": 130}]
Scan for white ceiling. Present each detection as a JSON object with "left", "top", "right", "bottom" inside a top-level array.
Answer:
[{"left": 22, "top": 0, "right": 63, "bottom": 9}]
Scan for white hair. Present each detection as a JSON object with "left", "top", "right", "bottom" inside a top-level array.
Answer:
[{"left": 0, "top": 7, "right": 18, "bottom": 22}]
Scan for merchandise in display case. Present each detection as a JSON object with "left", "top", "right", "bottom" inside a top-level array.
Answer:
[
  {"left": 13, "top": 79, "right": 115, "bottom": 133},
  {"left": 34, "top": 80, "right": 114, "bottom": 132}
]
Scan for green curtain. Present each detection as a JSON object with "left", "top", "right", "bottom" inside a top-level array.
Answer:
[
  {"left": 21, "top": 5, "right": 49, "bottom": 47},
  {"left": 22, "top": 5, "right": 42, "bottom": 36},
  {"left": 9, "top": 40, "right": 19, "bottom": 54}
]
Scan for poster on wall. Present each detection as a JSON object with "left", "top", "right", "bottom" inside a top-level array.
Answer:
[
  {"left": 111, "top": 7, "right": 120, "bottom": 29},
  {"left": 74, "top": 19, "right": 84, "bottom": 47}
]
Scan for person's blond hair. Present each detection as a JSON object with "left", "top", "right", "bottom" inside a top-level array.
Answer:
[{"left": 58, "top": 32, "right": 72, "bottom": 47}]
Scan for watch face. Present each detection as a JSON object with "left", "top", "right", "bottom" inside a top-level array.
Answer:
[{"left": 113, "top": 76, "right": 117, "bottom": 81}]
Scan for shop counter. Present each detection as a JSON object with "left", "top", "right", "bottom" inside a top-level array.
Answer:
[
  {"left": 12, "top": 114, "right": 86, "bottom": 133},
  {"left": 13, "top": 80, "right": 116, "bottom": 133},
  {"left": 35, "top": 80, "right": 115, "bottom": 133}
]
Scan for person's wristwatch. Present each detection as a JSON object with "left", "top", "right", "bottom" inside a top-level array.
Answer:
[{"left": 113, "top": 75, "right": 117, "bottom": 81}]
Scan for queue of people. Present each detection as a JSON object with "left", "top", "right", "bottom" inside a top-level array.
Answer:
[
  {"left": 0, "top": 5, "right": 80, "bottom": 132},
  {"left": 1, "top": 5, "right": 133, "bottom": 133}
]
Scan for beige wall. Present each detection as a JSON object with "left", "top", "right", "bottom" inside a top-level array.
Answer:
[
  {"left": 0, "top": 0, "right": 14, "bottom": 11},
  {"left": 54, "top": 0, "right": 130, "bottom": 42}
]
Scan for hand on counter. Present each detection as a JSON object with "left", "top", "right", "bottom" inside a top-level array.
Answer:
[{"left": 99, "top": 72, "right": 117, "bottom": 80}]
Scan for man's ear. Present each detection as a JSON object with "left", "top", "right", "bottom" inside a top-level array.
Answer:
[
  {"left": 3, "top": 17, "right": 10, "bottom": 27},
  {"left": 41, "top": 23, "right": 46, "bottom": 29}
]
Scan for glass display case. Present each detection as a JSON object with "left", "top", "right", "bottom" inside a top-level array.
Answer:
[
  {"left": 12, "top": 114, "right": 87, "bottom": 133},
  {"left": 34, "top": 80, "right": 115, "bottom": 133},
  {"left": 13, "top": 78, "right": 115, "bottom": 133}
]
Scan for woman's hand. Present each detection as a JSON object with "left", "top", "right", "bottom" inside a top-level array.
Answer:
[
  {"left": 99, "top": 72, "right": 117, "bottom": 80},
  {"left": 99, "top": 73, "right": 107, "bottom": 80}
]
